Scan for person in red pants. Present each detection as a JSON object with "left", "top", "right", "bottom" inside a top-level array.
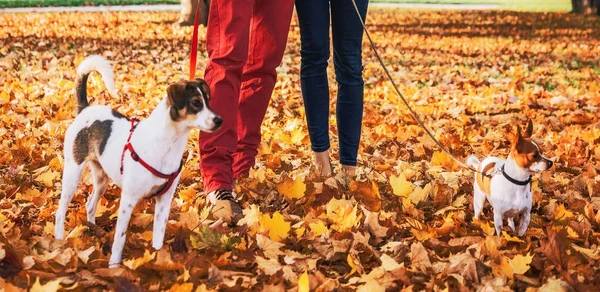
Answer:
[{"left": 199, "top": 0, "right": 295, "bottom": 223}]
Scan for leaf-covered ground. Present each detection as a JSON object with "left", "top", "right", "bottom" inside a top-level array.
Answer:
[{"left": 1, "top": 9, "right": 600, "bottom": 291}]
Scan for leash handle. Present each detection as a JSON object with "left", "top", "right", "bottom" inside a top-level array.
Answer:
[
  {"left": 189, "top": 0, "right": 203, "bottom": 80},
  {"left": 350, "top": 0, "right": 487, "bottom": 176}
]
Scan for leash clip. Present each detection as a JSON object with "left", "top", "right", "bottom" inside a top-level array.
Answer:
[
  {"left": 489, "top": 167, "right": 502, "bottom": 177},
  {"left": 130, "top": 151, "right": 140, "bottom": 162}
]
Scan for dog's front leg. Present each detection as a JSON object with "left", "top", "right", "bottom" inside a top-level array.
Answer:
[
  {"left": 152, "top": 183, "right": 177, "bottom": 250},
  {"left": 517, "top": 211, "right": 530, "bottom": 236},
  {"left": 109, "top": 193, "right": 139, "bottom": 268},
  {"left": 493, "top": 210, "right": 504, "bottom": 236}
]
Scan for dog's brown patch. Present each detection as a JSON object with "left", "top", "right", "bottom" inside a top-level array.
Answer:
[
  {"left": 195, "top": 78, "right": 210, "bottom": 99},
  {"left": 512, "top": 140, "right": 539, "bottom": 169},
  {"left": 73, "top": 120, "right": 113, "bottom": 164},
  {"left": 476, "top": 162, "right": 496, "bottom": 196},
  {"left": 166, "top": 79, "right": 209, "bottom": 121},
  {"left": 511, "top": 120, "right": 540, "bottom": 169}
]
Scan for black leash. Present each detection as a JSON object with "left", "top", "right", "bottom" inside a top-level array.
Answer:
[{"left": 350, "top": 0, "right": 491, "bottom": 177}]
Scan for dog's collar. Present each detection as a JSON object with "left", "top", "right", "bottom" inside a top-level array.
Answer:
[
  {"left": 501, "top": 165, "right": 532, "bottom": 186},
  {"left": 120, "top": 117, "right": 183, "bottom": 198}
]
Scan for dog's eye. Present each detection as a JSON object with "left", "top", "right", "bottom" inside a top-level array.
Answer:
[
  {"left": 191, "top": 100, "right": 202, "bottom": 108},
  {"left": 533, "top": 153, "right": 540, "bottom": 159}
]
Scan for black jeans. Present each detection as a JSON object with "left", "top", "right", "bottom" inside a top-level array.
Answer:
[{"left": 296, "top": 0, "right": 369, "bottom": 166}]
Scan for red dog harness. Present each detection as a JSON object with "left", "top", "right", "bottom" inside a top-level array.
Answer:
[{"left": 120, "top": 118, "right": 183, "bottom": 198}]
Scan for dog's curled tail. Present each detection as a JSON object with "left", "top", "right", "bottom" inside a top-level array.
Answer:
[
  {"left": 466, "top": 155, "right": 481, "bottom": 169},
  {"left": 75, "top": 55, "right": 118, "bottom": 113}
]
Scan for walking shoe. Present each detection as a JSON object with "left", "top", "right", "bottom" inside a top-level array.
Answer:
[{"left": 207, "top": 189, "right": 243, "bottom": 224}]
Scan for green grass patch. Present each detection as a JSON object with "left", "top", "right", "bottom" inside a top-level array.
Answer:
[
  {"left": 371, "top": 0, "right": 572, "bottom": 12},
  {"left": 0, "top": 0, "right": 178, "bottom": 8}
]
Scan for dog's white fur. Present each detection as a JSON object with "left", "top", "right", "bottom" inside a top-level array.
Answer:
[
  {"left": 467, "top": 155, "right": 532, "bottom": 236},
  {"left": 55, "top": 55, "right": 220, "bottom": 267},
  {"left": 467, "top": 125, "right": 552, "bottom": 236}
]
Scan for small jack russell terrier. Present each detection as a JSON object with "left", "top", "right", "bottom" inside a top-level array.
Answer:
[
  {"left": 54, "top": 55, "right": 222, "bottom": 267},
  {"left": 467, "top": 120, "right": 553, "bottom": 236}
]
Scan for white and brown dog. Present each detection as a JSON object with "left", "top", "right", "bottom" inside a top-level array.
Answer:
[
  {"left": 467, "top": 120, "right": 553, "bottom": 236},
  {"left": 54, "top": 55, "right": 221, "bottom": 267}
]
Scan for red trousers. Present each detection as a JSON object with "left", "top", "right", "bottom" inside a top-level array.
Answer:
[{"left": 199, "top": 0, "right": 295, "bottom": 193}]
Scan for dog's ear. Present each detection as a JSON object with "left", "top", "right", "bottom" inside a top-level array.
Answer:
[
  {"left": 194, "top": 78, "right": 211, "bottom": 101},
  {"left": 523, "top": 119, "right": 533, "bottom": 138},
  {"left": 167, "top": 81, "right": 187, "bottom": 121},
  {"left": 513, "top": 124, "right": 524, "bottom": 147}
]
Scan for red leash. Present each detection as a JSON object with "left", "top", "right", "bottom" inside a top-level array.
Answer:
[{"left": 189, "top": 0, "right": 203, "bottom": 80}]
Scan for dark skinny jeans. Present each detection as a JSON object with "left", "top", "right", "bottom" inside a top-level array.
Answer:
[{"left": 296, "top": 0, "right": 369, "bottom": 166}]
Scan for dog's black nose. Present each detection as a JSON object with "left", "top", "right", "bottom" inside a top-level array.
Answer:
[
  {"left": 548, "top": 160, "right": 553, "bottom": 168},
  {"left": 213, "top": 116, "right": 222, "bottom": 127}
]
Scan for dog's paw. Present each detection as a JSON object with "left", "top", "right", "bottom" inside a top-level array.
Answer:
[{"left": 109, "top": 262, "right": 122, "bottom": 269}]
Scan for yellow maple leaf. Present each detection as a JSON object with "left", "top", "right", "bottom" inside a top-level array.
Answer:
[
  {"left": 430, "top": 151, "right": 456, "bottom": 169},
  {"left": 141, "top": 231, "right": 153, "bottom": 241},
  {"left": 567, "top": 226, "right": 579, "bottom": 238},
  {"left": 66, "top": 225, "right": 88, "bottom": 239},
  {"left": 492, "top": 257, "right": 514, "bottom": 279},
  {"left": 277, "top": 176, "right": 306, "bottom": 199},
  {"left": 259, "top": 212, "right": 290, "bottom": 242},
  {"left": 390, "top": 173, "right": 413, "bottom": 197},
  {"left": 77, "top": 246, "right": 95, "bottom": 264},
  {"left": 238, "top": 204, "right": 261, "bottom": 229},
  {"left": 309, "top": 220, "right": 328, "bottom": 237},
  {"left": 502, "top": 231, "right": 525, "bottom": 243},
  {"left": 48, "top": 156, "right": 63, "bottom": 171},
  {"left": 30, "top": 278, "right": 62, "bottom": 292},
  {"left": 554, "top": 204, "right": 575, "bottom": 221},
  {"left": 36, "top": 170, "right": 59, "bottom": 188},
  {"left": 411, "top": 227, "right": 437, "bottom": 241},
  {"left": 250, "top": 167, "right": 266, "bottom": 181},
  {"left": 195, "top": 284, "right": 213, "bottom": 292},
  {"left": 123, "top": 249, "right": 156, "bottom": 270},
  {"left": 347, "top": 254, "right": 358, "bottom": 277},
  {"left": 291, "top": 128, "right": 306, "bottom": 145},
  {"left": 473, "top": 219, "right": 496, "bottom": 237},
  {"left": 43, "top": 221, "right": 54, "bottom": 236},
  {"left": 408, "top": 183, "right": 431, "bottom": 205},
  {"left": 298, "top": 271, "right": 310, "bottom": 292},
  {"left": 168, "top": 283, "right": 194, "bottom": 292},
  {"left": 0, "top": 91, "right": 10, "bottom": 105},
  {"left": 178, "top": 185, "right": 197, "bottom": 205},
  {"left": 325, "top": 198, "right": 362, "bottom": 232},
  {"left": 510, "top": 253, "right": 533, "bottom": 275},
  {"left": 295, "top": 227, "right": 306, "bottom": 237}
]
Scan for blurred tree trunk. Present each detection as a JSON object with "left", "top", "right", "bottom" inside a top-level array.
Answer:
[
  {"left": 571, "top": 0, "right": 599, "bottom": 14},
  {"left": 179, "top": 0, "right": 209, "bottom": 26}
]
